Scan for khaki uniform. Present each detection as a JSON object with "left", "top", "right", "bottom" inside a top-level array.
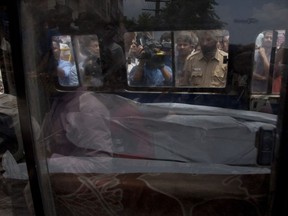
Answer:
[{"left": 180, "top": 49, "right": 228, "bottom": 88}]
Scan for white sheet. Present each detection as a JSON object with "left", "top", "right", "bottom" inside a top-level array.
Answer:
[
  {"left": 44, "top": 93, "right": 277, "bottom": 165},
  {"left": 94, "top": 94, "right": 276, "bottom": 164},
  {"left": 2, "top": 93, "right": 277, "bottom": 180}
]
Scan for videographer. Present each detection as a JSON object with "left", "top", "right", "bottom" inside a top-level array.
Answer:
[{"left": 129, "top": 32, "right": 173, "bottom": 87}]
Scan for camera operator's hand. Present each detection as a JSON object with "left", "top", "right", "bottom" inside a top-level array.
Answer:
[
  {"left": 133, "top": 44, "right": 153, "bottom": 60},
  {"left": 134, "top": 45, "right": 147, "bottom": 59},
  {"left": 146, "top": 55, "right": 165, "bottom": 69},
  {"left": 159, "top": 65, "right": 172, "bottom": 82},
  {"left": 132, "top": 57, "right": 146, "bottom": 82},
  {"left": 133, "top": 45, "right": 147, "bottom": 70}
]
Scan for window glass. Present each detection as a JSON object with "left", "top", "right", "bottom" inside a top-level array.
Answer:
[
  {"left": 125, "top": 31, "right": 173, "bottom": 87},
  {"left": 125, "top": 30, "right": 229, "bottom": 88},
  {"left": 252, "top": 30, "right": 285, "bottom": 94},
  {"left": 175, "top": 30, "right": 229, "bottom": 88}
]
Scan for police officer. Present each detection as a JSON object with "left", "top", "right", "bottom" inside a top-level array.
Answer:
[{"left": 180, "top": 30, "right": 228, "bottom": 88}]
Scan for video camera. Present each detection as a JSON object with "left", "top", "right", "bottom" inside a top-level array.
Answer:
[{"left": 135, "top": 33, "right": 171, "bottom": 59}]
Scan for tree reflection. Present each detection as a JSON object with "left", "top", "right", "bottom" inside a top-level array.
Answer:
[{"left": 125, "top": 0, "right": 225, "bottom": 30}]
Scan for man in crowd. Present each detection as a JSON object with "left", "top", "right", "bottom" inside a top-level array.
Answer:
[
  {"left": 129, "top": 32, "right": 173, "bottom": 87},
  {"left": 100, "top": 23, "right": 126, "bottom": 87},
  {"left": 179, "top": 30, "right": 228, "bottom": 88},
  {"left": 175, "top": 33, "right": 196, "bottom": 84},
  {"left": 252, "top": 30, "right": 273, "bottom": 92},
  {"left": 219, "top": 32, "right": 229, "bottom": 53},
  {"left": 78, "top": 35, "right": 103, "bottom": 86},
  {"left": 52, "top": 40, "right": 73, "bottom": 86}
]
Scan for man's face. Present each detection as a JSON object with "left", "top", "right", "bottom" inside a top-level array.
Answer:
[
  {"left": 52, "top": 41, "right": 60, "bottom": 60},
  {"left": 124, "top": 32, "right": 136, "bottom": 52},
  {"left": 88, "top": 40, "right": 100, "bottom": 56},
  {"left": 262, "top": 32, "right": 273, "bottom": 48},
  {"left": 199, "top": 32, "right": 218, "bottom": 54},
  {"left": 176, "top": 40, "right": 193, "bottom": 57}
]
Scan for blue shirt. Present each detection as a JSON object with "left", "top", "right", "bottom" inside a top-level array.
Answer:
[
  {"left": 58, "top": 60, "right": 72, "bottom": 86},
  {"left": 129, "top": 64, "right": 173, "bottom": 87}
]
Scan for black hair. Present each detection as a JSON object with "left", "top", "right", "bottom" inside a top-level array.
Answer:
[{"left": 160, "top": 32, "right": 171, "bottom": 42}]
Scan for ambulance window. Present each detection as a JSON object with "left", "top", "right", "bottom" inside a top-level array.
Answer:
[
  {"left": 125, "top": 30, "right": 229, "bottom": 88},
  {"left": 251, "top": 30, "right": 285, "bottom": 94},
  {"left": 126, "top": 31, "right": 174, "bottom": 87}
]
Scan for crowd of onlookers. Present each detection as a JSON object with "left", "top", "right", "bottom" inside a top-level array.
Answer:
[
  {"left": 125, "top": 30, "right": 229, "bottom": 88},
  {"left": 252, "top": 30, "right": 285, "bottom": 94}
]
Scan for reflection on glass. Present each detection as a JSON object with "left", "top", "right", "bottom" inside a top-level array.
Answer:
[
  {"left": 123, "top": 0, "right": 224, "bottom": 31},
  {"left": 125, "top": 31, "right": 173, "bottom": 87},
  {"left": 74, "top": 35, "right": 103, "bottom": 87},
  {"left": 252, "top": 30, "right": 286, "bottom": 94},
  {"left": 176, "top": 30, "right": 229, "bottom": 88},
  {"left": 52, "top": 35, "right": 79, "bottom": 87}
]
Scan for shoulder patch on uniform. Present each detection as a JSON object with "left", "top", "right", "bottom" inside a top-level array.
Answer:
[{"left": 186, "top": 50, "right": 200, "bottom": 60}]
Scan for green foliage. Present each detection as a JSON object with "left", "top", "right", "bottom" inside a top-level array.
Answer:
[
  {"left": 160, "top": 0, "right": 224, "bottom": 29},
  {"left": 124, "top": 0, "right": 225, "bottom": 30},
  {"left": 138, "top": 12, "right": 155, "bottom": 28}
]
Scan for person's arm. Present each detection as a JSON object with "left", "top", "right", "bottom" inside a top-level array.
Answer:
[
  {"left": 57, "top": 61, "right": 72, "bottom": 78},
  {"left": 130, "top": 45, "right": 147, "bottom": 83},
  {"left": 132, "top": 59, "right": 145, "bottom": 81},
  {"left": 159, "top": 65, "right": 172, "bottom": 82},
  {"left": 253, "top": 72, "right": 267, "bottom": 81},
  {"left": 259, "top": 47, "right": 270, "bottom": 76},
  {"left": 57, "top": 68, "right": 66, "bottom": 78}
]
